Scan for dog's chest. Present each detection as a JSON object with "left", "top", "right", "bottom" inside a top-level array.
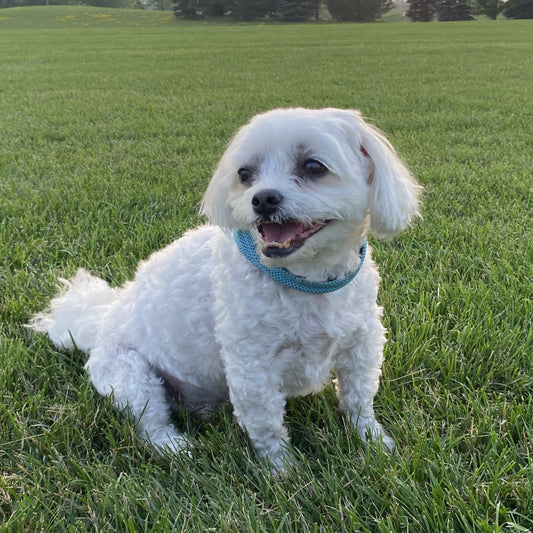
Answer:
[
  {"left": 260, "top": 296, "right": 353, "bottom": 397},
  {"left": 273, "top": 335, "right": 338, "bottom": 397}
]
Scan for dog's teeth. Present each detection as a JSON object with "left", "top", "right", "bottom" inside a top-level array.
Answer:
[{"left": 262, "top": 238, "right": 292, "bottom": 250}]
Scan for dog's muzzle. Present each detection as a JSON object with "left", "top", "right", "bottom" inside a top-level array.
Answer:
[{"left": 256, "top": 219, "right": 330, "bottom": 258}]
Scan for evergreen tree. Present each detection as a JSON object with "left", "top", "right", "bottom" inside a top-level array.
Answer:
[
  {"left": 277, "top": 0, "right": 319, "bottom": 20},
  {"left": 474, "top": 0, "right": 504, "bottom": 18},
  {"left": 208, "top": 0, "right": 225, "bottom": 14},
  {"left": 173, "top": 0, "right": 206, "bottom": 17},
  {"left": 173, "top": 0, "right": 229, "bottom": 17},
  {"left": 326, "top": 0, "right": 392, "bottom": 21},
  {"left": 406, "top": 0, "right": 434, "bottom": 20},
  {"left": 229, "top": 0, "right": 273, "bottom": 19},
  {"left": 435, "top": 0, "right": 473, "bottom": 19},
  {"left": 503, "top": 0, "right": 533, "bottom": 17}
]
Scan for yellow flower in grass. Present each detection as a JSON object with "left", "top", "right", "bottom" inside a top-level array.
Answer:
[
  {"left": 90, "top": 14, "right": 114, "bottom": 20},
  {"left": 55, "top": 14, "right": 76, "bottom": 22}
]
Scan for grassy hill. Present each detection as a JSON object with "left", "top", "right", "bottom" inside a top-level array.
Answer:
[{"left": 0, "top": 5, "right": 176, "bottom": 28}]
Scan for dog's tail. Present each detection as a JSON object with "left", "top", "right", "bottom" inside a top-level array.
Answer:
[{"left": 28, "top": 269, "right": 119, "bottom": 353}]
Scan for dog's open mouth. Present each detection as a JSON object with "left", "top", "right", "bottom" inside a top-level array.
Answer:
[{"left": 256, "top": 220, "right": 330, "bottom": 258}]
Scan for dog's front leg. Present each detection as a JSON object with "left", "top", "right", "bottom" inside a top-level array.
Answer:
[
  {"left": 334, "top": 325, "right": 395, "bottom": 451},
  {"left": 223, "top": 353, "right": 292, "bottom": 472}
]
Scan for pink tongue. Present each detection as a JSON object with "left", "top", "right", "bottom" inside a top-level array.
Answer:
[{"left": 261, "top": 222, "right": 305, "bottom": 243}]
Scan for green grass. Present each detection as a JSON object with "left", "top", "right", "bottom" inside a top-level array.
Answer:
[
  {"left": 0, "top": 5, "right": 176, "bottom": 28},
  {"left": 1, "top": 6, "right": 532, "bottom": 531}
]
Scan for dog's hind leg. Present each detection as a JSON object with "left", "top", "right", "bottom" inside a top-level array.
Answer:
[{"left": 85, "top": 345, "right": 189, "bottom": 454}]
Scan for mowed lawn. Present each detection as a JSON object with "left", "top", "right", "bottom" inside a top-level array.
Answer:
[{"left": 1, "top": 6, "right": 532, "bottom": 531}]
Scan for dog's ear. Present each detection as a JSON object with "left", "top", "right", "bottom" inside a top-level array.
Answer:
[
  {"left": 325, "top": 108, "right": 421, "bottom": 238},
  {"left": 200, "top": 140, "right": 238, "bottom": 230},
  {"left": 358, "top": 117, "right": 421, "bottom": 238}
]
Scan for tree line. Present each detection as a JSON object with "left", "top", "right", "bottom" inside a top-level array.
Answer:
[
  {"left": 175, "top": 0, "right": 394, "bottom": 21},
  {"left": 173, "top": 0, "right": 532, "bottom": 20},
  {"left": 1, "top": 0, "right": 532, "bottom": 21},
  {"left": 407, "top": 0, "right": 532, "bottom": 20}
]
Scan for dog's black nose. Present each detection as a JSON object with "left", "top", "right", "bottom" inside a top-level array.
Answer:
[{"left": 252, "top": 189, "right": 283, "bottom": 218}]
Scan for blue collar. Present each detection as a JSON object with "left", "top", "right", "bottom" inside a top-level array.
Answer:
[{"left": 233, "top": 230, "right": 367, "bottom": 294}]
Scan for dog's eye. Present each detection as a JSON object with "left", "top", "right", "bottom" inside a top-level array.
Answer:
[
  {"left": 238, "top": 168, "right": 253, "bottom": 185},
  {"left": 303, "top": 159, "right": 328, "bottom": 177}
]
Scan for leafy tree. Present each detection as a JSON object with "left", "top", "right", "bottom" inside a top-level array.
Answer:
[
  {"left": 406, "top": 0, "right": 434, "bottom": 20},
  {"left": 326, "top": 0, "right": 392, "bottom": 21},
  {"left": 173, "top": 0, "right": 225, "bottom": 17},
  {"left": 277, "top": 0, "right": 319, "bottom": 20},
  {"left": 146, "top": 0, "right": 175, "bottom": 10},
  {"left": 503, "top": 0, "right": 533, "bottom": 17},
  {"left": 229, "top": 0, "right": 273, "bottom": 19},
  {"left": 208, "top": 0, "right": 225, "bottom": 14},
  {"left": 172, "top": 0, "right": 275, "bottom": 19},
  {"left": 173, "top": 0, "right": 205, "bottom": 17},
  {"left": 473, "top": 0, "right": 504, "bottom": 18},
  {"left": 435, "top": 0, "right": 473, "bottom": 19}
]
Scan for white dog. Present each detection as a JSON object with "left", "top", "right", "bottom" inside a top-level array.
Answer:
[{"left": 30, "top": 108, "right": 421, "bottom": 470}]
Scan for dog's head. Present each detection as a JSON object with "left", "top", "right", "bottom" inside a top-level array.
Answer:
[{"left": 201, "top": 108, "right": 421, "bottom": 269}]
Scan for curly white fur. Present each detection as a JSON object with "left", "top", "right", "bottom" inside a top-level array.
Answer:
[{"left": 30, "top": 108, "right": 421, "bottom": 471}]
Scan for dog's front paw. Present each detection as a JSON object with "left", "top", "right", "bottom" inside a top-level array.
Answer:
[
  {"left": 148, "top": 425, "right": 192, "bottom": 457},
  {"left": 256, "top": 443, "right": 296, "bottom": 474},
  {"left": 355, "top": 416, "right": 395, "bottom": 452}
]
